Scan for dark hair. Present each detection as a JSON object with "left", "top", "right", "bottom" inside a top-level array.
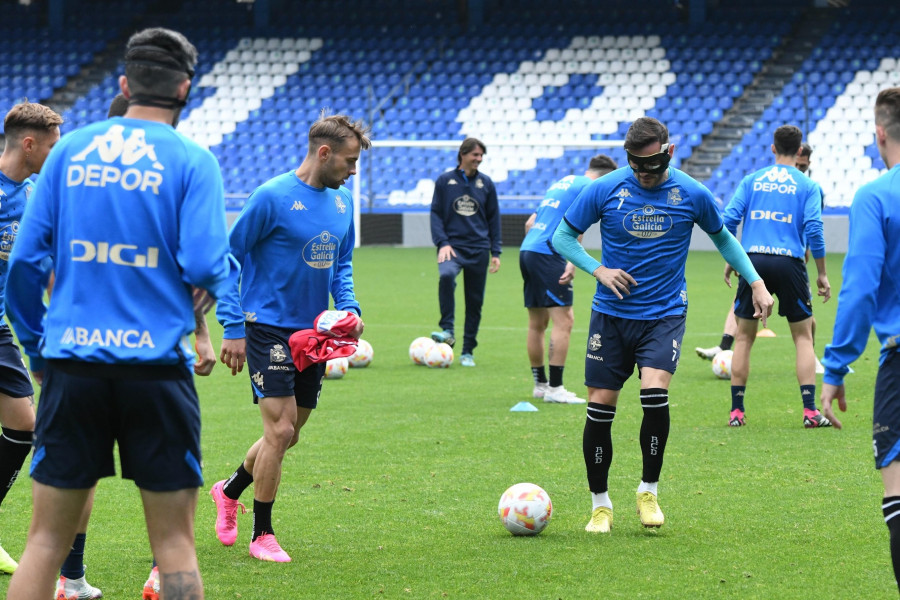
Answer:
[
  {"left": 799, "top": 142, "right": 813, "bottom": 158},
  {"left": 124, "top": 27, "right": 197, "bottom": 99},
  {"left": 588, "top": 154, "right": 617, "bottom": 175},
  {"left": 108, "top": 93, "right": 129, "bottom": 118},
  {"left": 457, "top": 137, "right": 486, "bottom": 166},
  {"left": 876, "top": 87, "right": 900, "bottom": 143},
  {"left": 308, "top": 109, "right": 371, "bottom": 152},
  {"left": 773, "top": 124, "right": 802, "bottom": 156},
  {"left": 624, "top": 117, "right": 668, "bottom": 153},
  {"left": 3, "top": 101, "right": 63, "bottom": 142}
]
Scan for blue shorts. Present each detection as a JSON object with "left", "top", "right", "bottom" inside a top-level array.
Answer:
[
  {"left": 734, "top": 254, "right": 812, "bottom": 323},
  {"left": 874, "top": 350, "right": 900, "bottom": 469},
  {"left": 0, "top": 325, "right": 34, "bottom": 398},
  {"left": 245, "top": 322, "right": 325, "bottom": 408},
  {"left": 583, "top": 311, "right": 686, "bottom": 390},
  {"left": 519, "top": 250, "right": 574, "bottom": 308},
  {"left": 31, "top": 359, "right": 202, "bottom": 491}
]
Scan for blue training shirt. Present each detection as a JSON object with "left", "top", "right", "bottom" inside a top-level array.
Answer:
[
  {"left": 521, "top": 174, "right": 592, "bottom": 255},
  {"left": 723, "top": 164, "right": 825, "bottom": 260},
  {"left": 822, "top": 165, "right": 900, "bottom": 387},
  {"left": 6, "top": 117, "right": 239, "bottom": 367},
  {"left": 216, "top": 171, "right": 360, "bottom": 339},
  {"left": 0, "top": 170, "right": 35, "bottom": 322},
  {"left": 561, "top": 166, "right": 724, "bottom": 319}
]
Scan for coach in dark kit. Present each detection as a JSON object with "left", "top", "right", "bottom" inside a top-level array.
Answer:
[{"left": 429, "top": 137, "right": 501, "bottom": 368}]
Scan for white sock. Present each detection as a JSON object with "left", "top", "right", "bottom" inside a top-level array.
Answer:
[
  {"left": 591, "top": 492, "right": 612, "bottom": 510},
  {"left": 637, "top": 481, "right": 658, "bottom": 496}
]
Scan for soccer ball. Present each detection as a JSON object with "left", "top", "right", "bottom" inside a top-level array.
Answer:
[
  {"left": 498, "top": 482, "right": 552, "bottom": 536},
  {"left": 424, "top": 342, "right": 453, "bottom": 368},
  {"left": 712, "top": 350, "right": 733, "bottom": 380},
  {"left": 348, "top": 339, "right": 373, "bottom": 368},
  {"left": 409, "top": 336, "right": 435, "bottom": 366},
  {"left": 324, "top": 357, "right": 349, "bottom": 379}
]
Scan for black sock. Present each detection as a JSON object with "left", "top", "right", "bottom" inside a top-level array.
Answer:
[
  {"left": 639, "top": 388, "right": 670, "bottom": 484},
  {"left": 720, "top": 334, "right": 734, "bottom": 351},
  {"left": 0, "top": 427, "right": 32, "bottom": 505},
  {"left": 531, "top": 366, "right": 547, "bottom": 385},
  {"left": 731, "top": 386, "right": 746, "bottom": 412},
  {"left": 223, "top": 463, "right": 253, "bottom": 500},
  {"left": 549, "top": 365, "right": 564, "bottom": 388},
  {"left": 883, "top": 496, "right": 900, "bottom": 592},
  {"left": 60, "top": 532, "right": 86, "bottom": 579},
  {"left": 252, "top": 499, "right": 275, "bottom": 540},
  {"left": 583, "top": 402, "right": 616, "bottom": 493},
  {"left": 800, "top": 384, "right": 816, "bottom": 411}
]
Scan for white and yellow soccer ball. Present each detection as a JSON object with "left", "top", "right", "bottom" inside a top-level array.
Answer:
[
  {"left": 348, "top": 339, "right": 373, "bottom": 368},
  {"left": 324, "top": 356, "right": 349, "bottom": 379},
  {"left": 409, "top": 337, "right": 436, "bottom": 366},
  {"left": 712, "top": 349, "right": 733, "bottom": 380},
  {"left": 498, "top": 482, "right": 553, "bottom": 536},
  {"left": 424, "top": 342, "right": 453, "bottom": 368}
]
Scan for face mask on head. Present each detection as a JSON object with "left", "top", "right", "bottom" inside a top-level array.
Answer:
[{"left": 626, "top": 143, "right": 671, "bottom": 174}]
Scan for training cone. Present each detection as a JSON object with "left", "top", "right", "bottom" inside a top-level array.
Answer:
[
  {"left": 510, "top": 401, "right": 539, "bottom": 412},
  {"left": 758, "top": 328, "right": 776, "bottom": 337}
]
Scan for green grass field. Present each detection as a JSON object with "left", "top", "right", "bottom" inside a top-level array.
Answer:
[{"left": 0, "top": 247, "right": 891, "bottom": 599}]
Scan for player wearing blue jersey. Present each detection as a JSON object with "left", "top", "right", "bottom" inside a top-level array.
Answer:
[
  {"left": 430, "top": 137, "right": 501, "bottom": 367},
  {"left": 552, "top": 117, "right": 773, "bottom": 534},
  {"left": 820, "top": 87, "right": 900, "bottom": 592},
  {"left": 5, "top": 28, "right": 238, "bottom": 600},
  {"left": 722, "top": 125, "right": 831, "bottom": 429},
  {"left": 695, "top": 142, "right": 826, "bottom": 371},
  {"left": 213, "top": 112, "right": 370, "bottom": 563},
  {"left": 521, "top": 154, "right": 616, "bottom": 404},
  {"left": 0, "top": 101, "right": 62, "bottom": 578}
]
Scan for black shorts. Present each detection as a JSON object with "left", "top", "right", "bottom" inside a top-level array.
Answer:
[
  {"left": 583, "top": 311, "right": 685, "bottom": 390},
  {"left": 31, "top": 359, "right": 202, "bottom": 491},
  {"left": 0, "top": 325, "right": 34, "bottom": 398},
  {"left": 874, "top": 350, "right": 900, "bottom": 469},
  {"left": 734, "top": 254, "right": 812, "bottom": 323},
  {"left": 245, "top": 322, "right": 325, "bottom": 408},
  {"left": 519, "top": 250, "right": 574, "bottom": 308}
]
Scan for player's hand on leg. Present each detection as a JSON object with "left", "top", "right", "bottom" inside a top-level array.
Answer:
[
  {"left": 220, "top": 337, "right": 247, "bottom": 375},
  {"left": 817, "top": 273, "right": 831, "bottom": 303},
  {"left": 820, "top": 382, "right": 846, "bottom": 430},
  {"left": 437, "top": 245, "right": 456, "bottom": 263},
  {"left": 749, "top": 280, "right": 774, "bottom": 328},
  {"left": 559, "top": 262, "right": 575, "bottom": 285}
]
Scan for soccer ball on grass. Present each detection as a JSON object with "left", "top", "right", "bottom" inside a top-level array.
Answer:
[
  {"left": 712, "top": 350, "right": 733, "bottom": 380},
  {"left": 424, "top": 342, "right": 453, "bottom": 368},
  {"left": 409, "top": 337, "right": 435, "bottom": 366},
  {"left": 498, "top": 482, "right": 552, "bottom": 536}
]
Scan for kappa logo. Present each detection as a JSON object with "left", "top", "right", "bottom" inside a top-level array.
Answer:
[
  {"left": 335, "top": 195, "right": 346, "bottom": 214},
  {"left": 617, "top": 188, "right": 632, "bottom": 199},
  {"left": 291, "top": 200, "right": 307, "bottom": 211},
  {"left": 251, "top": 371, "right": 264, "bottom": 390},
  {"left": 753, "top": 166, "right": 798, "bottom": 194},
  {"left": 243, "top": 311, "right": 258, "bottom": 322},
  {"left": 447, "top": 179, "right": 458, "bottom": 185},
  {"left": 589, "top": 333, "right": 602, "bottom": 351},
  {"left": 270, "top": 344, "right": 287, "bottom": 363},
  {"left": 67, "top": 124, "right": 165, "bottom": 195}
]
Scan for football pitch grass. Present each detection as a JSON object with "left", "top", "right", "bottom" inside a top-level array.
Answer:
[{"left": 0, "top": 247, "right": 891, "bottom": 599}]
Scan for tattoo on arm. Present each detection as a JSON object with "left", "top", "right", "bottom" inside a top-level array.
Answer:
[{"left": 160, "top": 570, "right": 202, "bottom": 600}]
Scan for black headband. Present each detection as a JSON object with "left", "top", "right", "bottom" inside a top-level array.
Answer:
[{"left": 125, "top": 45, "right": 195, "bottom": 77}]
